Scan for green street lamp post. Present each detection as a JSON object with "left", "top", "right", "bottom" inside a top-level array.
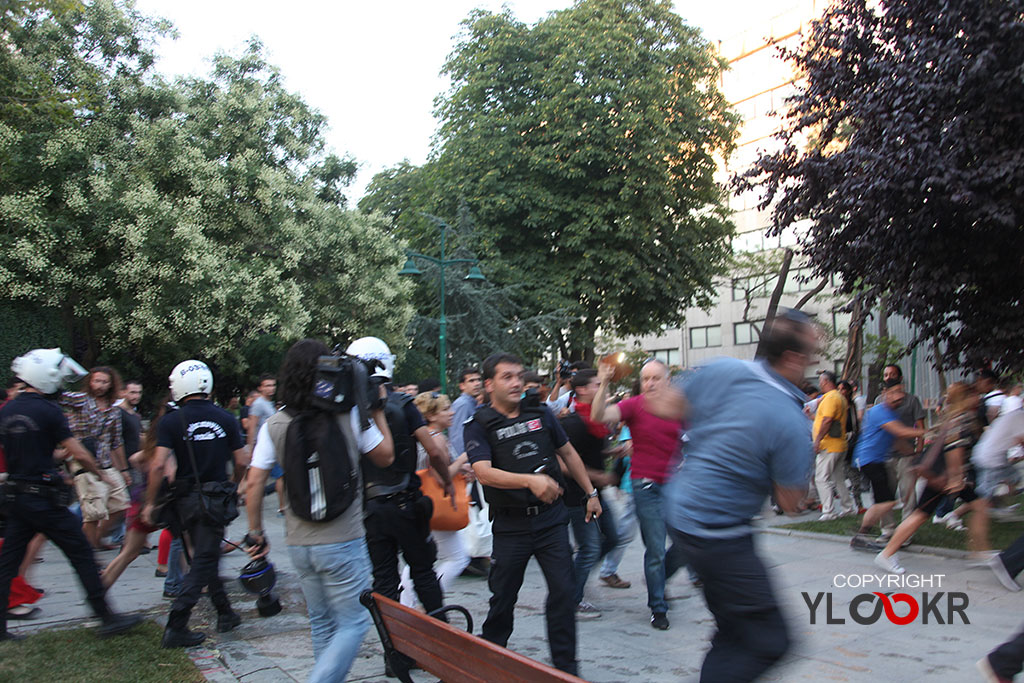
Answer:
[{"left": 399, "top": 219, "right": 485, "bottom": 394}]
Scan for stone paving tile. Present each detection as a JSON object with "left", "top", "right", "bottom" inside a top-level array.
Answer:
[{"left": 12, "top": 498, "right": 1023, "bottom": 682}]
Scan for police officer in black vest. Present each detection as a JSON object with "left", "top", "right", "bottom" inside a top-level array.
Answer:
[
  {"left": 143, "top": 359, "right": 248, "bottom": 648},
  {"left": 0, "top": 348, "right": 142, "bottom": 641},
  {"left": 464, "top": 352, "right": 601, "bottom": 676},
  {"left": 347, "top": 337, "right": 455, "bottom": 615}
]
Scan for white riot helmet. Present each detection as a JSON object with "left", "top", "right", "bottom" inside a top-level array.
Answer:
[
  {"left": 345, "top": 337, "right": 395, "bottom": 380},
  {"left": 11, "top": 348, "right": 87, "bottom": 395},
  {"left": 169, "top": 360, "right": 214, "bottom": 401}
]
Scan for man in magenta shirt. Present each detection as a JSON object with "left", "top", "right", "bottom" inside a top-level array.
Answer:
[{"left": 593, "top": 359, "right": 685, "bottom": 630}]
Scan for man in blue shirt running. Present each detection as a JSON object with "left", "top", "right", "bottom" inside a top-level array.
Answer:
[
  {"left": 849, "top": 379, "right": 926, "bottom": 551},
  {"left": 660, "top": 310, "right": 818, "bottom": 683}
]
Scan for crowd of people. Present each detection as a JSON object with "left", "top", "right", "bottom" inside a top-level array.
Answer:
[{"left": 0, "top": 313, "right": 1022, "bottom": 682}]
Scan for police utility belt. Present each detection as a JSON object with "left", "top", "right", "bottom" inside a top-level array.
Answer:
[
  {"left": 1, "top": 475, "right": 72, "bottom": 506},
  {"left": 364, "top": 473, "right": 415, "bottom": 503},
  {"left": 492, "top": 501, "right": 555, "bottom": 517}
]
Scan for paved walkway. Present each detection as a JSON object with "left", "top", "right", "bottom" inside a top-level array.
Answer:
[{"left": 9, "top": 494, "right": 1022, "bottom": 682}]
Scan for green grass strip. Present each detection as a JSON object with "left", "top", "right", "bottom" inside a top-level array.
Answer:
[{"left": 0, "top": 621, "right": 204, "bottom": 682}]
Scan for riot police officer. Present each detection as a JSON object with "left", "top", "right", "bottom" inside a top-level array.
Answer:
[
  {"left": 142, "top": 360, "right": 248, "bottom": 648},
  {"left": 0, "top": 348, "right": 142, "bottom": 641},
  {"left": 464, "top": 352, "right": 601, "bottom": 676},
  {"left": 347, "top": 337, "right": 455, "bottom": 615}
]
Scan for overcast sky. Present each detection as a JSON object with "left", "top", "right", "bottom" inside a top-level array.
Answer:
[{"left": 132, "top": 1, "right": 795, "bottom": 202}]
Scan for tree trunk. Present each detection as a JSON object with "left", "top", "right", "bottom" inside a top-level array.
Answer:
[
  {"left": 866, "top": 297, "right": 889, "bottom": 404},
  {"left": 932, "top": 337, "right": 947, "bottom": 396},
  {"left": 794, "top": 277, "right": 828, "bottom": 310},
  {"left": 841, "top": 295, "right": 864, "bottom": 383},
  {"left": 754, "top": 248, "right": 794, "bottom": 358}
]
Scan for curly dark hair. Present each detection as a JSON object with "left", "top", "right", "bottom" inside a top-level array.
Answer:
[{"left": 277, "top": 339, "right": 330, "bottom": 411}]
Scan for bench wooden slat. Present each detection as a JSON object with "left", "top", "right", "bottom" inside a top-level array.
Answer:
[{"left": 370, "top": 592, "right": 585, "bottom": 683}]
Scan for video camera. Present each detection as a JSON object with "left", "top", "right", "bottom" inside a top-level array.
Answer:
[
  {"left": 557, "top": 360, "right": 573, "bottom": 380},
  {"left": 311, "top": 352, "right": 384, "bottom": 417}
]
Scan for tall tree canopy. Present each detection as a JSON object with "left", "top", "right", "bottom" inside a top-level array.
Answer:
[
  {"left": 737, "top": 0, "right": 1024, "bottom": 373},
  {"left": 364, "top": 0, "right": 738, "bottom": 361},
  {"left": 1, "top": 0, "right": 411, "bottom": 387}
]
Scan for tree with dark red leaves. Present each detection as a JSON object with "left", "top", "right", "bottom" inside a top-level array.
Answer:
[{"left": 736, "top": 0, "right": 1024, "bottom": 373}]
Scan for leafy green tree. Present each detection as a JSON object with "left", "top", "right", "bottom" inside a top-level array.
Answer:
[
  {"left": 367, "top": 0, "right": 738, "bottom": 361},
  {"left": 436, "top": 0, "right": 738, "bottom": 360},
  {"left": 0, "top": 1, "right": 410, "bottom": 388},
  {"left": 736, "top": 0, "right": 1024, "bottom": 373}
]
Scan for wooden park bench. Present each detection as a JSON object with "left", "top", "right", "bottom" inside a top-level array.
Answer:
[{"left": 359, "top": 590, "right": 587, "bottom": 683}]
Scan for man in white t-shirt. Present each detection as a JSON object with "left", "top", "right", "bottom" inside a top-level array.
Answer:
[
  {"left": 972, "top": 409, "right": 1024, "bottom": 500},
  {"left": 245, "top": 341, "right": 394, "bottom": 683},
  {"left": 1000, "top": 382, "right": 1022, "bottom": 416}
]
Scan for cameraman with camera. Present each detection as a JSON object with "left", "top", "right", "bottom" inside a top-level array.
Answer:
[
  {"left": 245, "top": 339, "right": 393, "bottom": 682},
  {"left": 143, "top": 360, "right": 249, "bottom": 648},
  {"left": 546, "top": 361, "right": 590, "bottom": 415},
  {"left": 347, "top": 337, "right": 455, "bottom": 619},
  {"left": 0, "top": 349, "right": 142, "bottom": 642}
]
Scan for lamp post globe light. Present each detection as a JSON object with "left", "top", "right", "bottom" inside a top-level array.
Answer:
[{"left": 398, "top": 218, "right": 485, "bottom": 393}]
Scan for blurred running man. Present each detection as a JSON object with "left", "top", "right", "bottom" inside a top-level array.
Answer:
[{"left": 660, "top": 310, "right": 818, "bottom": 682}]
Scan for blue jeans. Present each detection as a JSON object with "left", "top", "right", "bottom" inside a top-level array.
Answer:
[
  {"left": 289, "top": 538, "right": 373, "bottom": 683},
  {"left": 632, "top": 479, "right": 684, "bottom": 614},
  {"left": 568, "top": 492, "right": 618, "bottom": 605},
  {"left": 164, "top": 537, "right": 186, "bottom": 595},
  {"left": 600, "top": 490, "right": 637, "bottom": 578}
]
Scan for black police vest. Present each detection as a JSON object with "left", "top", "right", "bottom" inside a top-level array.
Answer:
[
  {"left": 476, "top": 405, "right": 560, "bottom": 509},
  {"left": 362, "top": 391, "right": 418, "bottom": 493}
]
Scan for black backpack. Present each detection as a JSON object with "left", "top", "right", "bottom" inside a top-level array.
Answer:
[{"left": 282, "top": 410, "right": 359, "bottom": 522}]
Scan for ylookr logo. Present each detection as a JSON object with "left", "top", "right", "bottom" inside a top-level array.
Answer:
[{"left": 803, "top": 574, "right": 969, "bottom": 626}]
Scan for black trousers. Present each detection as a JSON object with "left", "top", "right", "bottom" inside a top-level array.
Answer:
[
  {"left": 364, "top": 490, "right": 443, "bottom": 614},
  {"left": 168, "top": 518, "right": 230, "bottom": 629},
  {"left": 1000, "top": 531, "right": 1024, "bottom": 578},
  {"left": 670, "top": 529, "right": 790, "bottom": 683},
  {"left": 482, "top": 504, "right": 577, "bottom": 676},
  {"left": 0, "top": 492, "right": 110, "bottom": 634},
  {"left": 989, "top": 624, "right": 1024, "bottom": 678}
]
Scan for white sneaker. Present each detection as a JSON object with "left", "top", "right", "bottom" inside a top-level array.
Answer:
[
  {"left": 874, "top": 552, "right": 905, "bottom": 575},
  {"left": 967, "top": 551, "right": 1000, "bottom": 567},
  {"left": 818, "top": 512, "right": 838, "bottom": 521},
  {"left": 945, "top": 514, "right": 967, "bottom": 531},
  {"left": 932, "top": 512, "right": 950, "bottom": 525},
  {"left": 576, "top": 601, "right": 602, "bottom": 619},
  {"left": 987, "top": 555, "right": 1022, "bottom": 592}
]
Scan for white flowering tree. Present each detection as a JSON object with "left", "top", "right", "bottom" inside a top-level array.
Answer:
[{"left": 0, "top": 1, "right": 410, "bottom": 386}]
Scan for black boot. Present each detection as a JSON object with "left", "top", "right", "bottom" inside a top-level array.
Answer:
[
  {"left": 98, "top": 613, "right": 144, "bottom": 638},
  {"left": 162, "top": 626, "right": 206, "bottom": 648},
  {"left": 216, "top": 609, "right": 241, "bottom": 633},
  {"left": 162, "top": 608, "right": 205, "bottom": 648}
]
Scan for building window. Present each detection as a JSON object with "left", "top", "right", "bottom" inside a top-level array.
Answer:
[
  {"left": 783, "top": 266, "right": 821, "bottom": 294},
  {"left": 734, "top": 321, "right": 762, "bottom": 345},
  {"left": 689, "top": 325, "right": 722, "bottom": 349},
  {"left": 832, "top": 310, "right": 851, "bottom": 334},
  {"left": 652, "top": 348, "right": 681, "bottom": 367},
  {"left": 731, "top": 274, "right": 776, "bottom": 300}
]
